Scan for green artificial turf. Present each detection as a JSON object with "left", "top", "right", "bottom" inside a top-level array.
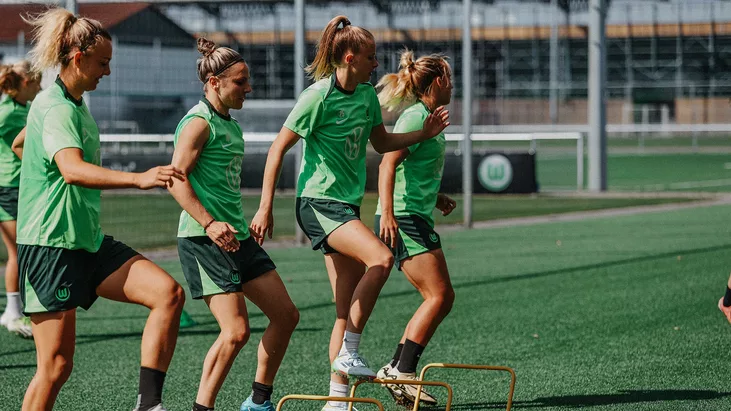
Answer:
[{"left": 1, "top": 203, "right": 731, "bottom": 410}]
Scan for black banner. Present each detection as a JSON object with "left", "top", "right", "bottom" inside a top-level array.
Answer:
[{"left": 101, "top": 150, "right": 537, "bottom": 194}]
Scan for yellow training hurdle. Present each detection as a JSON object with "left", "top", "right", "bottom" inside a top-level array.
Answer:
[{"left": 276, "top": 394, "right": 384, "bottom": 411}]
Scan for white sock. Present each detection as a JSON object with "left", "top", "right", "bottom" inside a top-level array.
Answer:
[
  {"left": 338, "top": 331, "right": 361, "bottom": 356},
  {"left": 4, "top": 292, "right": 21, "bottom": 319},
  {"left": 327, "top": 381, "right": 349, "bottom": 407}
]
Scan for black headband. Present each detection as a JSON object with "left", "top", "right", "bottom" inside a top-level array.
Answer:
[{"left": 209, "top": 56, "right": 245, "bottom": 80}]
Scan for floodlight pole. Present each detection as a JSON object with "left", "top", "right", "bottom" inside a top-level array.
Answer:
[
  {"left": 462, "top": 0, "right": 473, "bottom": 228},
  {"left": 66, "top": 0, "right": 78, "bottom": 14},
  {"left": 294, "top": 0, "right": 307, "bottom": 244},
  {"left": 588, "top": 0, "right": 607, "bottom": 191}
]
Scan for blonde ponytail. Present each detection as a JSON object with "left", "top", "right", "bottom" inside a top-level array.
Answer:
[
  {"left": 24, "top": 7, "right": 110, "bottom": 72},
  {"left": 305, "top": 15, "right": 374, "bottom": 81},
  {"left": 377, "top": 49, "right": 450, "bottom": 112}
]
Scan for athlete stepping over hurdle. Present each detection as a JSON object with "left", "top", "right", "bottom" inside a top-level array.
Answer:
[
  {"left": 0, "top": 61, "right": 41, "bottom": 338},
  {"left": 167, "top": 38, "right": 299, "bottom": 411},
  {"left": 373, "top": 50, "right": 457, "bottom": 408},
  {"left": 250, "top": 16, "right": 449, "bottom": 411}
]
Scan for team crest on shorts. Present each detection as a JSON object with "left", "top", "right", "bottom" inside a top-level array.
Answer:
[{"left": 55, "top": 286, "right": 71, "bottom": 302}]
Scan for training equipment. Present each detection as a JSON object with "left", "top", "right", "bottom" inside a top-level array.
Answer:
[
  {"left": 350, "top": 362, "right": 517, "bottom": 411},
  {"left": 275, "top": 395, "right": 382, "bottom": 411}
]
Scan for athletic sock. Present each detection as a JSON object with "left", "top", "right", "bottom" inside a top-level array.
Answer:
[
  {"left": 338, "top": 330, "right": 361, "bottom": 355},
  {"left": 397, "top": 339, "right": 425, "bottom": 374},
  {"left": 138, "top": 367, "right": 166, "bottom": 410},
  {"left": 4, "top": 292, "right": 21, "bottom": 318},
  {"left": 192, "top": 403, "right": 213, "bottom": 411},
  {"left": 327, "top": 380, "right": 349, "bottom": 407},
  {"left": 251, "top": 381, "right": 273, "bottom": 404},
  {"left": 724, "top": 287, "right": 731, "bottom": 307},
  {"left": 390, "top": 343, "right": 404, "bottom": 368}
]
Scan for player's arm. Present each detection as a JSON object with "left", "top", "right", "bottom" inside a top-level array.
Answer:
[
  {"left": 167, "top": 117, "right": 239, "bottom": 252},
  {"left": 11, "top": 127, "right": 26, "bottom": 159},
  {"left": 368, "top": 106, "right": 450, "bottom": 154},
  {"left": 378, "top": 149, "right": 410, "bottom": 248},
  {"left": 250, "top": 126, "right": 301, "bottom": 245},
  {"left": 55, "top": 149, "right": 183, "bottom": 190}
]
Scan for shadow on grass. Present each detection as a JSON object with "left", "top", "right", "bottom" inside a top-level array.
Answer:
[
  {"left": 0, "top": 363, "right": 35, "bottom": 370},
  {"left": 442, "top": 389, "right": 731, "bottom": 409},
  {"left": 0, "top": 327, "right": 323, "bottom": 357},
  {"left": 3, "top": 243, "right": 730, "bottom": 359}
]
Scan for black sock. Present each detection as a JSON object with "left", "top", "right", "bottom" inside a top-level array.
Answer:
[
  {"left": 724, "top": 287, "right": 731, "bottom": 307},
  {"left": 397, "top": 339, "right": 425, "bottom": 374},
  {"left": 251, "top": 381, "right": 273, "bottom": 405},
  {"left": 390, "top": 343, "right": 404, "bottom": 367},
  {"left": 192, "top": 403, "right": 213, "bottom": 411},
  {"left": 138, "top": 367, "right": 166, "bottom": 411}
]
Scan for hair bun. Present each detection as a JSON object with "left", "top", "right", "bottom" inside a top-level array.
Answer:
[{"left": 197, "top": 37, "right": 217, "bottom": 57}]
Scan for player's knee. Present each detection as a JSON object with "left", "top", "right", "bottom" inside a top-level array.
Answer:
[
  {"left": 441, "top": 288, "right": 455, "bottom": 315},
  {"left": 39, "top": 355, "right": 73, "bottom": 385},
  {"left": 162, "top": 282, "right": 186, "bottom": 311},
  {"left": 223, "top": 326, "right": 250, "bottom": 348},
  {"left": 284, "top": 305, "right": 300, "bottom": 332},
  {"left": 370, "top": 251, "right": 394, "bottom": 278}
]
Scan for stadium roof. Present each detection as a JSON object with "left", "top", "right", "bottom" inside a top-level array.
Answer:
[{"left": 0, "top": 2, "right": 195, "bottom": 45}]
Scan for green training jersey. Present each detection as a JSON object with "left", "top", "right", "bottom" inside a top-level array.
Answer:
[
  {"left": 284, "top": 75, "right": 383, "bottom": 206},
  {"left": 0, "top": 96, "right": 28, "bottom": 187},
  {"left": 175, "top": 99, "right": 250, "bottom": 240},
  {"left": 376, "top": 101, "right": 445, "bottom": 227},
  {"left": 17, "top": 77, "right": 103, "bottom": 252}
]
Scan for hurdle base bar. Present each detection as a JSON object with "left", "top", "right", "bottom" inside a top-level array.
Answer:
[
  {"left": 276, "top": 394, "right": 384, "bottom": 411},
  {"left": 349, "top": 378, "right": 454, "bottom": 411},
  {"left": 418, "top": 363, "right": 516, "bottom": 411}
]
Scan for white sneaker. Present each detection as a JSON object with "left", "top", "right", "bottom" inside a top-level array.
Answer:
[
  {"left": 321, "top": 402, "right": 358, "bottom": 411},
  {"left": 6, "top": 316, "right": 32, "bottom": 339},
  {"left": 0, "top": 311, "right": 12, "bottom": 327},
  {"left": 331, "top": 352, "right": 376, "bottom": 379}
]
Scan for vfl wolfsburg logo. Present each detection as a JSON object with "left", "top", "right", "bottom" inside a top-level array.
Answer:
[
  {"left": 226, "top": 155, "right": 244, "bottom": 191},
  {"left": 429, "top": 233, "right": 439, "bottom": 243},
  {"left": 231, "top": 272, "right": 241, "bottom": 284},
  {"left": 344, "top": 127, "right": 364, "bottom": 160},
  {"left": 478, "top": 154, "right": 513, "bottom": 192},
  {"left": 55, "top": 286, "right": 71, "bottom": 302},
  {"left": 343, "top": 206, "right": 355, "bottom": 216}
]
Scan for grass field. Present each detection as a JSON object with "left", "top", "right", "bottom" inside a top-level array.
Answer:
[
  {"left": 97, "top": 192, "right": 693, "bottom": 252},
  {"left": 537, "top": 153, "right": 731, "bottom": 192},
  {"left": 1, "top": 202, "right": 731, "bottom": 410}
]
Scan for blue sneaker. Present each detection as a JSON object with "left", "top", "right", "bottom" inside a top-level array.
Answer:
[{"left": 240, "top": 395, "right": 275, "bottom": 411}]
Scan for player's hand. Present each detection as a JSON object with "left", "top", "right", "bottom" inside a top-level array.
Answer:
[
  {"left": 205, "top": 221, "right": 240, "bottom": 252},
  {"left": 379, "top": 213, "right": 399, "bottom": 249},
  {"left": 422, "top": 106, "right": 450, "bottom": 139},
  {"left": 136, "top": 165, "right": 185, "bottom": 189},
  {"left": 436, "top": 193, "right": 457, "bottom": 216},
  {"left": 249, "top": 208, "right": 274, "bottom": 246}
]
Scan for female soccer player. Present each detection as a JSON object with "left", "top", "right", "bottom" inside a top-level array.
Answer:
[
  {"left": 373, "top": 50, "right": 457, "bottom": 407},
  {"left": 18, "top": 9, "right": 185, "bottom": 411},
  {"left": 249, "top": 16, "right": 449, "bottom": 411},
  {"left": 168, "top": 38, "right": 299, "bottom": 411},
  {"left": 0, "top": 61, "right": 41, "bottom": 338}
]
